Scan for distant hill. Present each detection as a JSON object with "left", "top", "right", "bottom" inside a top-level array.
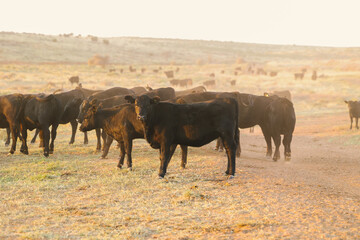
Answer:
[{"left": 1, "top": 32, "right": 360, "bottom": 65}]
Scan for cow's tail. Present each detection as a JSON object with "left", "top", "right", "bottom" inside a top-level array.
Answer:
[{"left": 281, "top": 98, "right": 296, "bottom": 132}]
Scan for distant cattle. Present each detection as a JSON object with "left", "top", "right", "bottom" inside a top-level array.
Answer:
[
  {"left": 234, "top": 71, "right": 238, "bottom": 76},
  {"left": 0, "top": 94, "right": 26, "bottom": 154},
  {"left": 175, "top": 67, "right": 180, "bottom": 73},
  {"left": 119, "top": 69, "right": 124, "bottom": 73},
  {"left": 68, "top": 76, "right": 79, "bottom": 85},
  {"left": 221, "top": 70, "right": 225, "bottom": 74},
  {"left": 257, "top": 68, "right": 267, "bottom": 75},
  {"left": 230, "top": 80, "right": 236, "bottom": 86},
  {"left": 164, "top": 71, "right": 174, "bottom": 78},
  {"left": 19, "top": 94, "right": 62, "bottom": 157},
  {"left": 269, "top": 71, "right": 278, "bottom": 77},
  {"left": 170, "top": 79, "right": 193, "bottom": 88},
  {"left": 203, "top": 80, "right": 216, "bottom": 88},
  {"left": 209, "top": 73, "right": 215, "bottom": 77},
  {"left": 294, "top": 72, "right": 305, "bottom": 80},
  {"left": 109, "top": 69, "right": 116, "bottom": 73},
  {"left": 133, "top": 95, "right": 239, "bottom": 178},
  {"left": 175, "top": 86, "right": 207, "bottom": 97},
  {"left": 129, "top": 66, "right": 136, "bottom": 72},
  {"left": 153, "top": 69, "right": 159, "bottom": 73},
  {"left": 141, "top": 68, "right": 146, "bottom": 74},
  {"left": 235, "top": 67, "right": 242, "bottom": 71},
  {"left": 264, "top": 90, "right": 292, "bottom": 102},
  {"left": 312, "top": 70, "right": 317, "bottom": 80},
  {"left": 344, "top": 100, "right": 360, "bottom": 129}
]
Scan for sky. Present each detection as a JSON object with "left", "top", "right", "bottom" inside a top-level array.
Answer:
[{"left": 1, "top": 0, "right": 359, "bottom": 47}]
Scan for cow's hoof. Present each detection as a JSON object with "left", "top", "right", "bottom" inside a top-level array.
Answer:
[
  {"left": 117, "top": 164, "right": 123, "bottom": 169},
  {"left": 285, "top": 156, "right": 291, "bottom": 161},
  {"left": 236, "top": 153, "right": 241, "bottom": 158},
  {"left": 272, "top": 157, "right": 279, "bottom": 161},
  {"left": 181, "top": 165, "right": 186, "bottom": 169},
  {"left": 20, "top": 149, "right": 29, "bottom": 155},
  {"left": 227, "top": 175, "right": 235, "bottom": 180},
  {"left": 158, "top": 173, "right": 165, "bottom": 179},
  {"left": 128, "top": 167, "right": 133, "bottom": 171},
  {"left": 44, "top": 153, "right": 49, "bottom": 157},
  {"left": 5, "top": 142, "right": 10, "bottom": 146},
  {"left": 101, "top": 155, "right": 107, "bottom": 159},
  {"left": 84, "top": 141, "right": 88, "bottom": 145},
  {"left": 69, "top": 141, "right": 74, "bottom": 145},
  {"left": 9, "top": 149, "right": 15, "bottom": 154}
]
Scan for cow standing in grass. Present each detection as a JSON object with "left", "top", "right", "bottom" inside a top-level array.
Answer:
[
  {"left": 19, "top": 94, "right": 62, "bottom": 157},
  {"left": 79, "top": 102, "right": 188, "bottom": 169},
  {"left": 344, "top": 100, "right": 360, "bottom": 129},
  {"left": 0, "top": 94, "right": 26, "bottom": 154},
  {"left": 133, "top": 95, "right": 239, "bottom": 178}
]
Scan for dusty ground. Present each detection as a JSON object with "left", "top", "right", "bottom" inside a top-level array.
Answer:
[{"left": 0, "top": 63, "right": 359, "bottom": 239}]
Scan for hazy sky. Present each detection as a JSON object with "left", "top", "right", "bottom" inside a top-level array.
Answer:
[{"left": 1, "top": 0, "right": 359, "bottom": 47}]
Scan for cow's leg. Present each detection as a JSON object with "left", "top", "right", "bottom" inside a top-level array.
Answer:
[
  {"left": 180, "top": 145, "right": 188, "bottom": 169},
  {"left": 260, "top": 126, "right": 272, "bottom": 157},
  {"left": 159, "top": 142, "right": 172, "bottom": 178},
  {"left": 49, "top": 125, "right": 58, "bottom": 154},
  {"left": 215, "top": 138, "right": 224, "bottom": 151},
  {"left": 272, "top": 134, "right": 281, "bottom": 161},
  {"left": 124, "top": 140, "right": 133, "bottom": 170},
  {"left": 39, "top": 130, "right": 44, "bottom": 148},
  {"left": 101, "top": 135, "right": 113, "bottom": 159},
  {"left": 83, "top": 131, "right": 88, "bottom": 145},
  {"left": 283, "top": 133, "right": 293, "bottom": 161},
  {"left": 5, "top": 128, "right": 10, "bottom": 146},
  {"left": 42, "top": 127, "right": 51, "bottom": 157},
  {"left": 356, "top": 118, "right": 359, "bottom": 129},
  {"left": 350, "top": 116, "right": 353, "bottom": 129},
  {"left": 69, "top": 120, "right": 77, "bottom": 144},
  {"left": 31, "top": 128, "right": 39, "bottom": 144},
  {"left": 101, "top": 130, "right": 107, "bottom": 151},
  {"left": 117, "top": 141, "right": 126, "bottom": 168},
  {"left": 20, "top": 126, "right": 28, "bottom": 155},
  {"left": 236, "top": 130, "right": 241, "bottom": 157},
  {"left": 95, "top": 128, "right": 101, "bottom": 151},
  {"left": 8, "top": 124, "right": 18, "bottom": 154},
  {"left": 249, "top": 127, "right": 254, "bottom": 133},
  {"left": 222, "top": 135, "right": 236, "bottom": 177}
]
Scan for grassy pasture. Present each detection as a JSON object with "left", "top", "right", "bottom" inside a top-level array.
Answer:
[{"left": 0, "top": 61, "right": 360, "bottom": 239}]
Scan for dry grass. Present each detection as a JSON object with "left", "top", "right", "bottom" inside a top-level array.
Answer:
[{"left": 1, "top": 60, "right": 360, "bottom": 239}]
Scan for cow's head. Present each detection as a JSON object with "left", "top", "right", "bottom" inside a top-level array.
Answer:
[
  {"left": 134, "top": 95, "right": 160, "bottom": 122},
  {"left": 77, "top": 99, "right": 97, "bottom": 123},
  {"left": 79, "top": 105, "right": 98, "bottom": 132}
]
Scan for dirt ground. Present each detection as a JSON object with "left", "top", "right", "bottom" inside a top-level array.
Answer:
[{"left": 0, "top": 64, "right": 359, "bottom": 239}]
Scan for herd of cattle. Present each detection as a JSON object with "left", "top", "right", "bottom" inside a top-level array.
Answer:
[{"left": 0, "top": 85, "right": 297, "bottom": 178}]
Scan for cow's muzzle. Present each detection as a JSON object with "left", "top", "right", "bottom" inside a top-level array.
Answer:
[{"left": 137, "top": 115, "right": 146, "bottom": 121}]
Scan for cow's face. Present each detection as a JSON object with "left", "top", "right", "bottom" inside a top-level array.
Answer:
[
  {"left": 77, "top": 99, "right": 98, "bottom": 123},
  {"left": 345, "top": 100, "right": 360, "bottom": 110},
  {"left": 135, "top": 95, "right": 160, "bottom": 122},
  {"left": 79, "top": 105, "right": 97, "bottom": 132}
]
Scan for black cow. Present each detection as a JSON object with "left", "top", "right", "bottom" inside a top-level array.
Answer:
[
  {"left": 0, "top": 94, "right": 25, "bottom": 154},
  {"left": 237, "top": 95, "right": 296, "bottom": 161},
  {"left": 19, "top": 94, "right": 62, "bottom": 156},
  {"left": 79, "top": 103, "right": 188, "bottom": 169},
  {"left": 140, "top": 87, "right": 175, "bottom": 101},
  {"left": 133, "top": 95, "right": 239, "bottom": 178},
  {"left": 88, "top": 87, "right": 134, "bottom": 101},
  {"left": 175, "top": 86, "right": 207, "bottom": 97},
  {"left": 344, "top": 100, "right": 360, "bottom": 129},
  {"left": 130, "top": 86, "right": 147, "bottom": 95},
  {"left": 31, "top": 88, "right": 97, "bottom": 145}
]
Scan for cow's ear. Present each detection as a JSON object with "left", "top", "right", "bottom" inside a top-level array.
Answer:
[
  {"left": 125, "top": 95, "right": 135, "bottom": 103},
  {"left": 151, "top": 96, "right": 160, "bottom": 104},
  {"left": 90, "top": 98, "right": 97, "bottom": 105},
  {"left": 344, "top": 100, "right": 348, "bottom": 104}
]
